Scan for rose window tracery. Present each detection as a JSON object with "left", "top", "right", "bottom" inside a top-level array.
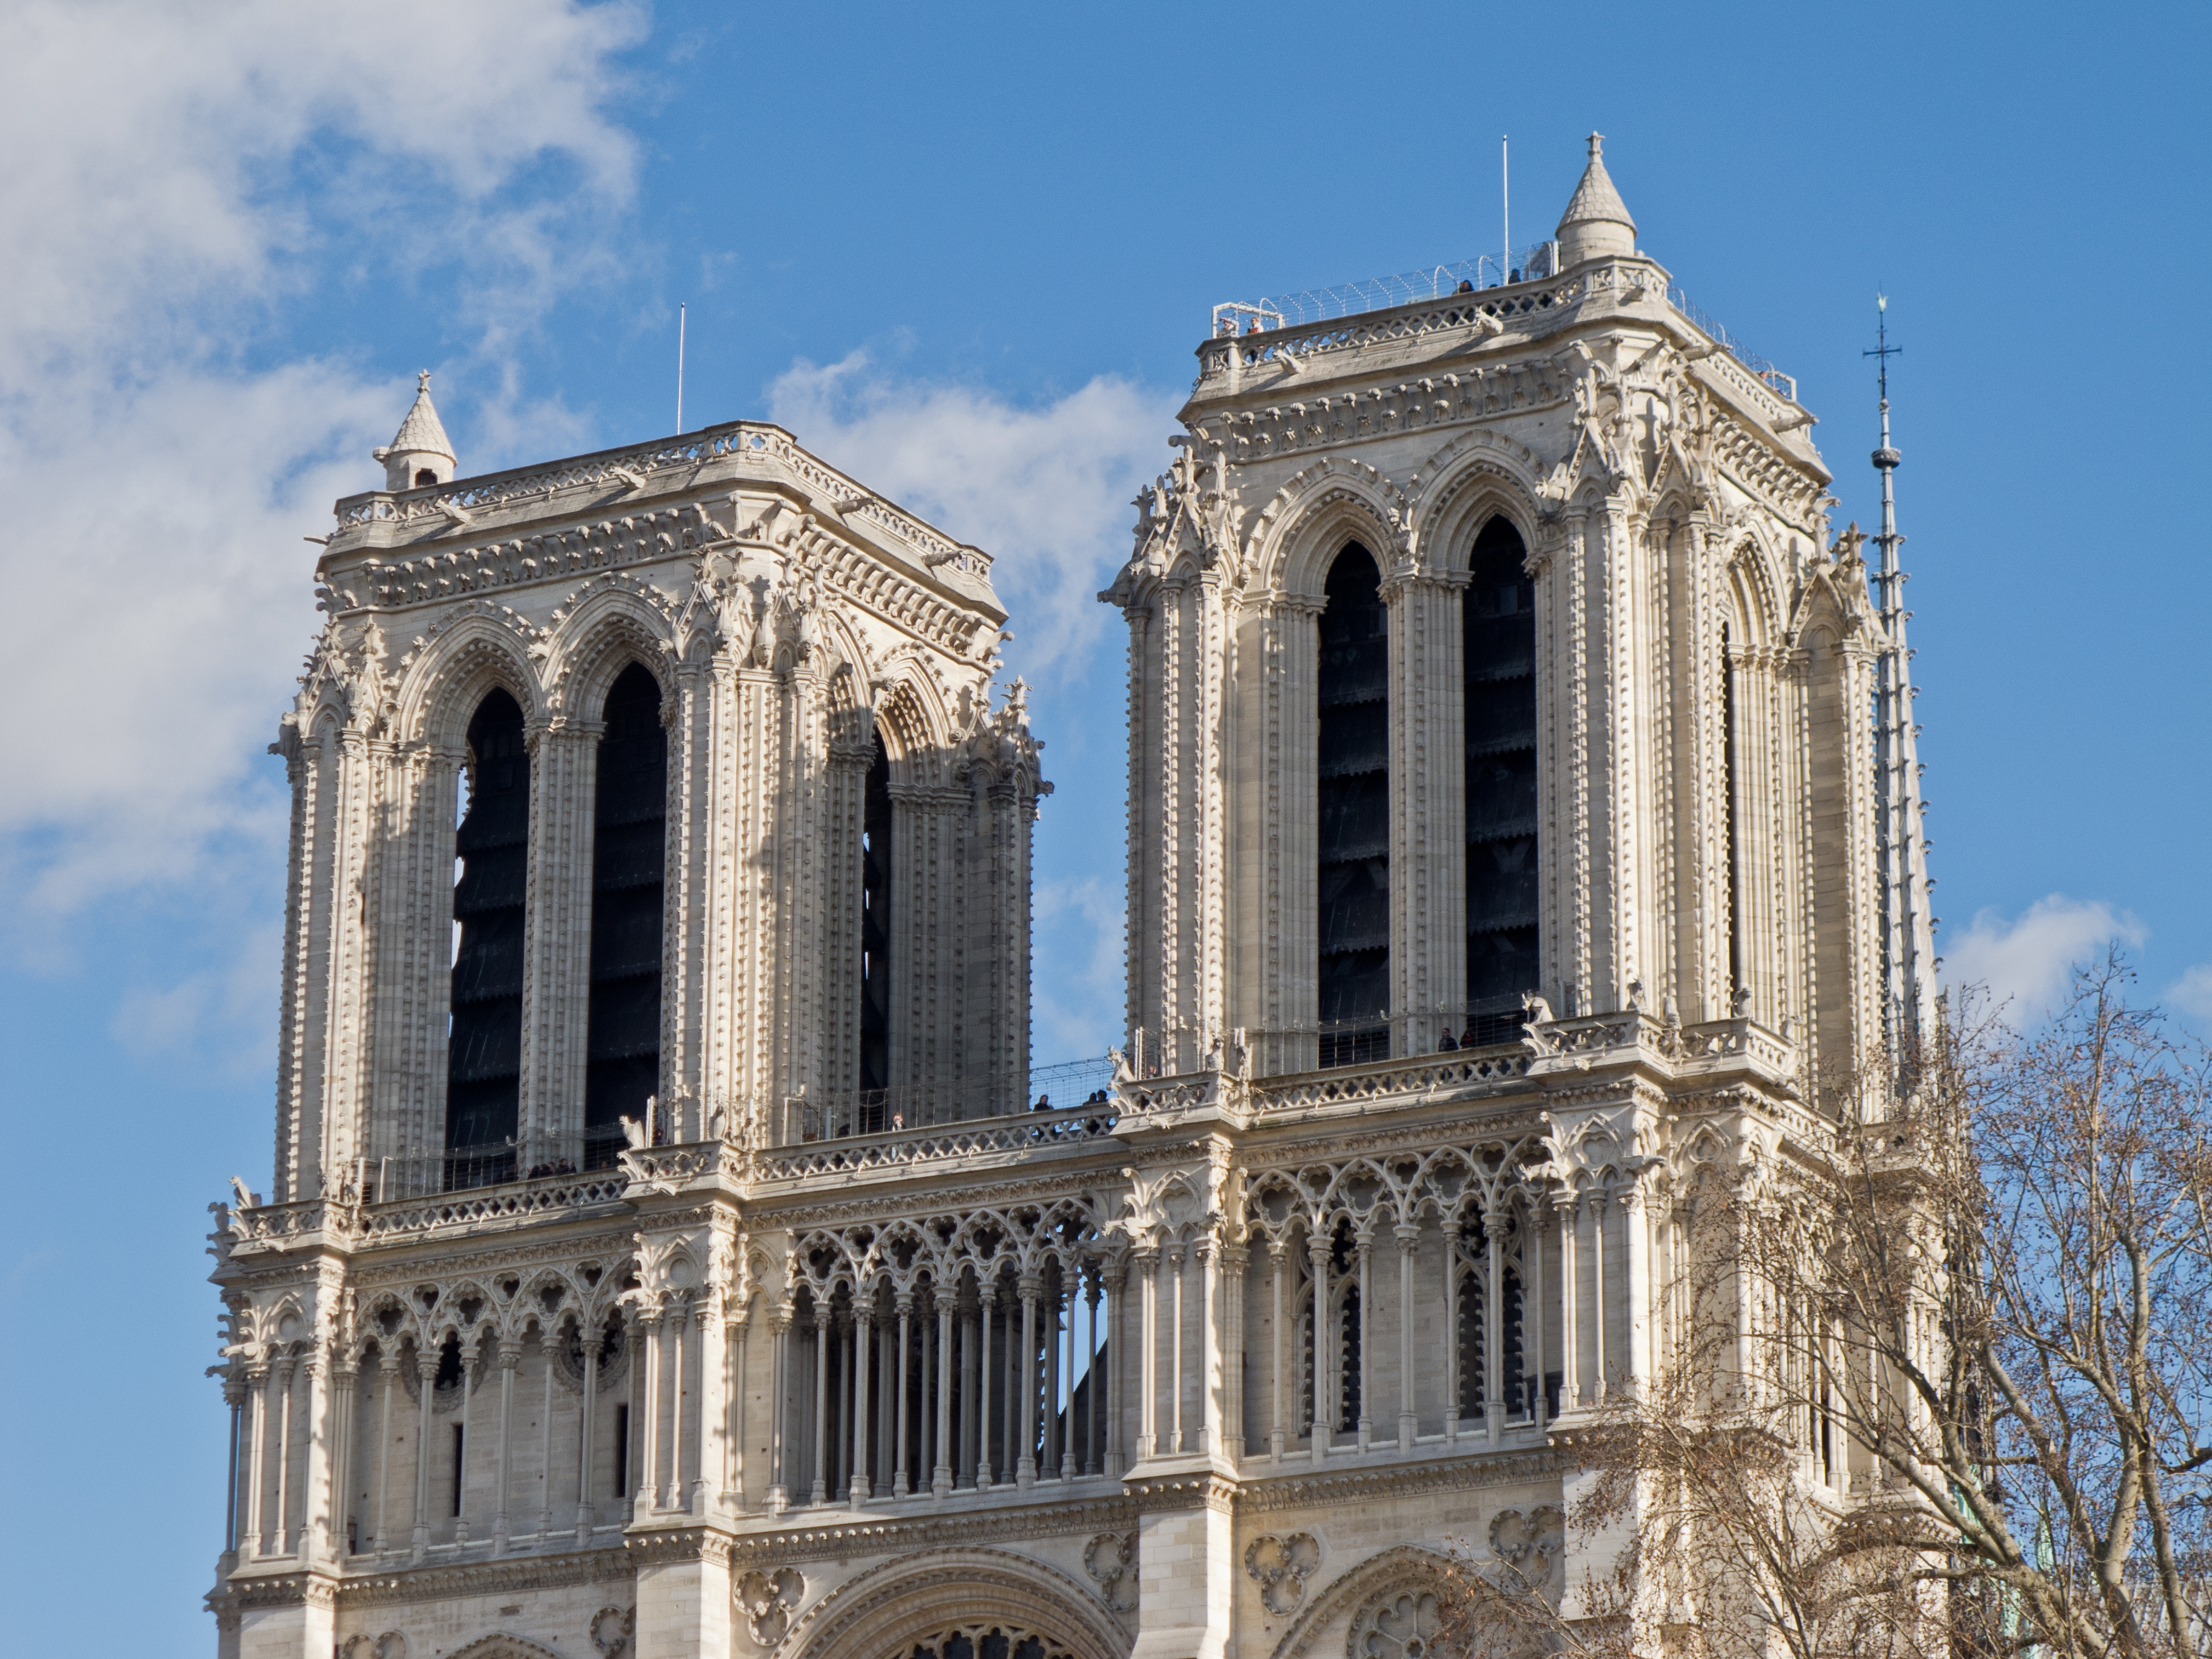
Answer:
[
  {"left": 1347, "top": 1590, "right": 1444, "bottom": 1659},
  {"left": 897, "top": 1626, "right": 1079, "bottom": 1659}
]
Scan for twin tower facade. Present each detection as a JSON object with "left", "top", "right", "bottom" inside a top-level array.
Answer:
[{"left": 210, "top": 140, "right": 1933, "bottom": 1659}]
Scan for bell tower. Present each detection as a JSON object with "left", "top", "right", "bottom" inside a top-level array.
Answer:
[{"left": 1107, "top": 133, "right": 1888, "bottom": 1089}]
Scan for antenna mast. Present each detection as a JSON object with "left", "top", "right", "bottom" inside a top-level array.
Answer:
[
  {"left": 677, "top": 302, "right": 687, "bottom": 432},
  {"left": 1501, "top": 135, "right": 1510, "bottom": 284},
  {"left": 1866, "top": 295, "right": 1937, "bottom": 1060}
]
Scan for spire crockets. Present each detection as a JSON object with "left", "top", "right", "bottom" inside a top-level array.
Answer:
[
  {"left": 372, "top": 369, "right": 458, "bottom": 492},
  {"left": 1555, "top": 132, "right": 1637, "bottom": 266},
  {"left": 1868, "top": 297, "right": 1939, "bottom": 1060}
]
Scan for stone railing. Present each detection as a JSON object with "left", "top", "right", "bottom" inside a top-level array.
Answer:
[
  {"left": 224, "top": 1198, "right": 341, "bottom": 1245},
  {"left": 354, "top": 1170, "right": 632, "bottom": 1242},
  {"left": 1248, "top": 1044, "right": 1531, "bottom": 1114},
  {"left": 1193, "top": 263, "right": 1669, "bottom": 389},
  {"left": 332, "top": 422, "right": 988, "bottom": 577},
  {"left": 751, "top": 1102, "right": 1119, "bottom": 1184}
]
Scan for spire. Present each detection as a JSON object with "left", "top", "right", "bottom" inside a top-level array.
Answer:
[
  {"left": 372, "top": 369, "right": 458, "bottom": 491},
  {"left": 1867, "top": 297, "right": 1940, "bottom": 1064},
  {"left": 1555, "top": 132, "right": 1637, "bottom": 266}
]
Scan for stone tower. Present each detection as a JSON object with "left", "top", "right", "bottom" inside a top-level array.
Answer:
[{"left": 209, "top": 139, "right": 1926, "bottom": 1659}]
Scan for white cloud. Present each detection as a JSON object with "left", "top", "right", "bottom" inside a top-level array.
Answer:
[
  {"left": 765, "top": 351, "right": 1175, "bottom": 682},
  {"left": 1942, "top": 894, "right": 2147, "bottom": 1024},
  {"left": 109, "top": 922, "right": 281, "bottom": 1079},
  {"left": 2168, "top": 964, "right": 2212, "bottom": 1024},
  {"left": 0, "top": 0, "right": 645, "bottom": 916},
  {"left": 1031, "top": 874, "right": 1127, "bottom": 1063}
]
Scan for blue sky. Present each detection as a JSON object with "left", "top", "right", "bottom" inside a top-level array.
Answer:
[{"left": 1, "top": 1, "right": 2205, "bottom": 1647}]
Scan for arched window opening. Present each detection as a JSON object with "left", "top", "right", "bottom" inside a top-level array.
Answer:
[
  {"left": 447, "top": 688, "right": 528, "bottom": 1188},
  {"left": 1317, "top": 544, "right": 1389, "bottom": 1066},
  {"left": 1723, "top": 622, "right": 1744, "bottom": 999},
  {"left": 1332, "top": 1218, "right": 1362, "bottom": 1432},
  {"left": 584, "top": 663, "right": 666, "bottom": 1169},
  {"left": 1463, "top": 517, "right": 1538, "bottom": 1046},
  {"left": 1456, "top": 1260, "right": 1487, "bottom": 1415},
  {"left": 859, "top": 734, "right": 893, "bottom": 1122},
  {"left": 414, "top": 468, "right": 438, "bottom": 488}
]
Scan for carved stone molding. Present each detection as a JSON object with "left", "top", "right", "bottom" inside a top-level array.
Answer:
[
  {"left": 335, "top": 1546, "right": 633, "bottom": 1608},
  {"left": 338, "top": 1632, "right": 406, "bottom": 1659},
  {"left": 622, "top": 1526, "right": 734, "bottom": 1567},
  {"left": 728, "top": 1493, "right": 1136, "bottom": 1569},
  {"left": 1127, "top": 1472, "right": 1236, "bottom": 1515},
  {"left": 1244, "top": 1531, "right": 1321, "bottom": 1615},
  {"left": 780, "top": 1547, "right": 1131, "bottom": 1659},
  {"left": 1233, "top": 1447, "right": 1560, "bottom": 1512}
]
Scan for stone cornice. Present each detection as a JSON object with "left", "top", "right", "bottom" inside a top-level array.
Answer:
[
  {"left": 729, "top": 1492, "right": 1139, "bottom": 1567},
  {"left": 333, "top": 1545, "right": 635, "bottom": 1608},
  {"left": 1232, "top": 1446, "right": 1561, "bottom": 1512}
]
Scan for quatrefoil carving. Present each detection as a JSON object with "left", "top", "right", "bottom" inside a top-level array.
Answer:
[
  {"left": 589, "top": 1606, "right": 634, "bottom": 1657},
  {"left": 1244, "top": 1531, "right": 1322, "bottom": 1615},
  {"left": 736, "top": 1568, "right": 805, "bottom": 1645},
  {"left": 1084, "top": 1531, "right": 1139, "bottom": 1613},
  {"left": 1487, "top": 1505, "right": 1565, "bottom": 1587}
]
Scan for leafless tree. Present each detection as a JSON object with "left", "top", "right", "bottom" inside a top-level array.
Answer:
[{"left": 1432, "top": 954, "right": 2212, "bottom": 1659}]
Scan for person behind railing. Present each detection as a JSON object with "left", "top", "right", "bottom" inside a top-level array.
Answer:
[
  {"left": 1462, "top": 1018, "right": 1481, "bottom": 1048},
  {"left": 1437, "top": 1027, "right": 1459, "bottom": 1052},
  {"left": 1031, "top": 1092, "right": 1051, "bottom": 1111}
]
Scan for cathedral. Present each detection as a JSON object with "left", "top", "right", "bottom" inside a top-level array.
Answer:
[{"left": 208, "top": 137, "right": 1936, "bottom": 1659}]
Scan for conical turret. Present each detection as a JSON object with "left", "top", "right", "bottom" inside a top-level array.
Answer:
[
  {"left": 1555, "top": 132, "right": 1637, "bottom": 267},
  {"left": 372, "top": 370, "right": 457, "bottom": 492}
]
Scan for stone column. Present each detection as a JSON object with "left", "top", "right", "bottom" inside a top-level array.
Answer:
[
  {"left": 1441, "top": 1221, "right": 1463, "bottom": 1442},
  {"left": 1381, "top": 566, "right": 1470, "bottom": 1051},
  {"left": 1102, "top": 1259, "right": 1127, "bottom": 1478},
  {"left": 374, "top": 1350, "right": 398, "bottom": 1553},
  {"left": 492, "top": 1339, "right": 519, "bottom": 1551},
  {"left": 1016, "top": 1273, "right": 1041, "bottom": 1487},
  {"left": 850, "top": 1302, "right": 873, "bottom": 1506},
  {"left": 1307, "top": 1230, "right": 1329, "bottom": 1461},
  {"left": 976, "top": 1282, "right": 997, "bottom": 1487},
  {"left": 935, "top": 1292, "right": 956, "bottom": 1496},
  {"left": 324, "top": 1358, "right": 354, "bottom": 1561},
  {"left": 410, "top": 1349, "right": 435, "bottom": 1559},
  {"left": 1354, "top": 1233, "right": 1373, "bottom": 1450},
  {"left": 241, "top": 1362, "right": 269, "bottom": 1560},
  {"left": 1486, "top": 1208, "right": 1509, "bottom": 1443},
  {"left": 1395, "top": 1222, "right": 1418, "bottom": 1449},
  {"left": 518, "top": 724, "right": 597, "bottom": 1164}
]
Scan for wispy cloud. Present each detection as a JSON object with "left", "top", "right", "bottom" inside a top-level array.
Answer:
[
  {"left": 2167, "top": 963, "right": 2212, "bottom": 1027},
  {"left": 1942, "top": 894, "right": 2147, "bottom": 1023},
  {"left": 765, "top": 350, "right": 1174, "bottom": 683},
  {"left": 1031, "top": 874, "right": 1127, "bottom": 1062},
  {"left": 0, "top": 0, "right": 646, "bottom": 917}
]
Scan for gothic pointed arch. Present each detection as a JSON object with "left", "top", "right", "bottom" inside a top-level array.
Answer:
[
  {"left": 1255, "top": 460, "right": 1409, "bottom": 599},
  {"left": 783, "top": 1547, "right": 1131, "bottom": 1659},
  {"left": 1265, "top": 1544, "right": 1460, "bottom": 1659},
  {"left": 442, "top": 1636, "right": 569, "bottom": 1659},
  {"left": 394, "top": 610, "right": 542, "bottom": 751}
]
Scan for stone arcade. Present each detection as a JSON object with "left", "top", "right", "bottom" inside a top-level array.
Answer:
[{"left": 209, "top": 138, "right": 1937, "bottom": 1659}]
